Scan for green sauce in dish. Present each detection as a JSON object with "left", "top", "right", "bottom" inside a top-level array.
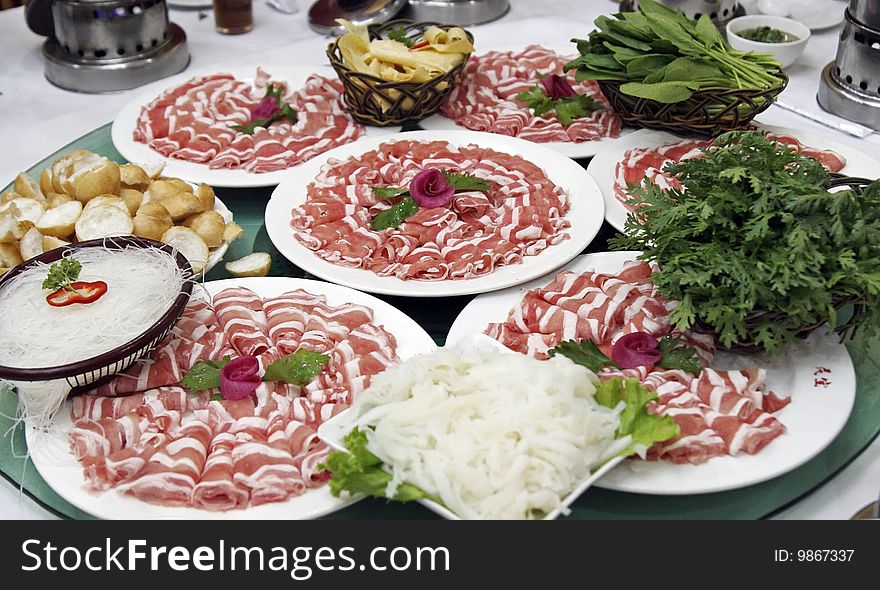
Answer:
[{"left": 738, "top": 26, "right": 798, "bottom": 43}]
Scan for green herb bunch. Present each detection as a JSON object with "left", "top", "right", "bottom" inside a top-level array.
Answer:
[
  {"left": 612, "top": 131, "right": 880, "bottom": 352},
  {"left": 564, "top": 0, "right": 782, "bottom": 106}
]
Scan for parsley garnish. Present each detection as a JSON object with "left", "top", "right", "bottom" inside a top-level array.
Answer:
[
  {"left": 42, "top": 257, "right": 82, "bottom": 294},
  {"left": 387, "top": 26, "right": 415, "bottom": 48}
]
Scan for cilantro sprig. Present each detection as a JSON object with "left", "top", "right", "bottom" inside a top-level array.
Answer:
[
  {"left": 515, "top": 83, "right": 601, "bottom": 126},
  {"left": 387, "top": 26, "right": 415, "bottom": 48},
  {"left": 42, "top": 257, "right": 82, "bottom": 295}
]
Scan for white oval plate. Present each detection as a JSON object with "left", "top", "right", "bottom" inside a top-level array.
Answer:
[
  {"left": 447, "top": 251, "right": 857, "bottom": 495},
  {"left": 266, "top": 129, "right": 606, "bottom": 297},
  {"left": 589, "top": 122, "right": 880, "bottom": 232},
  {"left": 417, "top": 43, "right": 633, "bottom": 159},
  {"left": 26, "top": 276, "right": 437, "bottom": 520},
  {"left": 111, "top": 64, "right": 401, "bottom": 188}
]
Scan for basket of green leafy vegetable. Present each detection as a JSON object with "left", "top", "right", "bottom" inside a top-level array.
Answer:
[
  {"left": 565, "top": 0, "right": 786, "bottom": 136},
  {"left": 612, "top": 131, "right": 880, "bottom": 353}
]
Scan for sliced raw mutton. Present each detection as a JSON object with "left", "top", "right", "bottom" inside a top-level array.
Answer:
[
  {"left": 614, "top": 133, "right": 848, "bottom": 210},
  {"left": 440, "top": 45, "right": 621, "bottom": 143},
  {"left": 290, "top": 139, "right": 571, "bottom": 281},
  {"left": 133, "top": 69, "right": 364, "bottom": 173},
  {"left": 486, "top": 260, "right": 790, "bottom": 465},
  {"left": 70, "top": 288, "right": 400, "bottom": 510}
]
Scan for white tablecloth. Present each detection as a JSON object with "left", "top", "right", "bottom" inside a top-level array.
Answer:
[{"left": 0, "top": 0, "right": 876, "bottom": 520}]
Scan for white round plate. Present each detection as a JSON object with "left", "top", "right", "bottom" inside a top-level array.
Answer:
[
  {"left": 757, "top": 0, "right": 845, "bottom": 30},
  {"left": 447, "top": 251, "right": 857, "bottom": 495},
  {"left": 417, "top": 43, "right": 634, "bottom": 159},
  {"left": 111, "top": 64, "right": 401, "bottom": 188},
  {"left": 26, "top": 276, "right": 437, "bottom": 520},
  {"left": 589, "top": 122, "right": 880, "bottom": 232},
  {"left": 266, "top": 129, "right": 606, "bottom": 297}
]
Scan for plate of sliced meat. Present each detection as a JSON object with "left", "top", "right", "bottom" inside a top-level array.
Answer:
[
  {"left": 418, "top": 44, "right": 630, "bottom": 159},
  {"left": 266, "top": 130, "right": 605, "bottom": 297},
  {"left": 26, "top": 277, "right": 436, "bottom": 519},
  {"left": 590, "top": 123, "right": 874, "bottom": 232},
  {"left": 446, "top": 251, "right": 857, "bottom": 495},
  {"left": 111, "top": 64, "right": 401, "bottom": 188}
]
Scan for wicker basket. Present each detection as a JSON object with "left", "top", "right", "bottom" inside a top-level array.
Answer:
[
  {"left": 327, "top": 19, "right": 473, "bottom": 126},
  {"left": 0, "top": 236, "right": 193, "bottom": 390},
  {"left": 690, "top": 174, "right": 869, "bottom": 352},
  {"left": 599, "top": 74, "right": 788, "bottom": 136}
]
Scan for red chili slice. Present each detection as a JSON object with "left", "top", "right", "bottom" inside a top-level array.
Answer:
[
  {"left": 46, "top": 281, "right": 108, "bottom": 307},
  {"left": 410, "top": 40, "right": 431, "bottom": 50}
]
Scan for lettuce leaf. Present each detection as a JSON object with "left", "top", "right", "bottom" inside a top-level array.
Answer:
[
  {"left": 320, "top": 428, "right": 441, "bottom": 504},
  {"left": 593, "top": 377, "right": 680, "bottom": 457}
]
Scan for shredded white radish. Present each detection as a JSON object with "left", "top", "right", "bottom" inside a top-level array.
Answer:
[
  {"left": 0, "top": 245, "right": 188, "bottom": 369},
  {"left": 348, "top": 343, "right": 622, "bottom": 520}
]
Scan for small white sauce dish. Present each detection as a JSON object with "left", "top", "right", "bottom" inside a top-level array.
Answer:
[{"left": 726, "top": 15, "right": 811, "bottom": 69}]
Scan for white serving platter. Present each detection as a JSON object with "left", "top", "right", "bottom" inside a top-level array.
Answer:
[
  {"left": 111, "top": 64, "right": 400, "bottom": 188},
  {"left": 417, "top": 42, "right": 634, "bottom": 159},
  {"left": 446, "top": 251, "right": 857, "bottom": 495},
  {"left": 266, "top": 129, "right": 606, "bottom": 297},
  {"left": 27, "top": 276, "right": 437, "bottom": 520}
]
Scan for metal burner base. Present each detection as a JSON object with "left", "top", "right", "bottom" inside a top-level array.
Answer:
[
  {"left": 401, "top": 0, "right": 510, "bottom": 26},
  {"left": 43, "top": 23, "right": 190, "bottom": 94},
  {"left": 818, "top": 61, "right": 880, "bottom": 131}
]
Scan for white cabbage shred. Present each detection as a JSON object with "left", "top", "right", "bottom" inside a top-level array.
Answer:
[{"left": 350, "top": 343, "right": 621, "bottom": 520}]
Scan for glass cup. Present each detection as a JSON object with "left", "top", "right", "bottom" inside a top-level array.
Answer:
[{"left": 213, "top": 0, "right": 253, "bottom": 35}]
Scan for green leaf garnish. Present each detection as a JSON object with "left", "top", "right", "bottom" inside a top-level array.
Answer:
[
  {"left": 42, "top": 257, "right": 82, "bottom": 294},
  {"left": 232, "top": 83, "right": 298, "bottom": 135},
  {"left": 387, "top": 26, "right": 415, "bottom": 48},
  {"left": 262, "top": 349, "right": 329, "bottom": 385},
  {"left": 372, "top": 186, "right": 410, "bottom": 200},
  {"left": 370, "top": 196, "right": 420, "bottom": 231},
  {"left": 549, "top": 339, "right": 617, "bottom": 372},
  {"left": 180, "top": 356, "right": 232, "bottom": 392},
  {"left": 593, "top": 378, "right": 680, "bottom": 457},
  {"left": 442, "top": 171, "right": 491, "bottom": 192},
  {"left": 610, "top": 130, "right": 880, "bottom": 352},
  {"left": 553, "top": 94, "right": 602, "bottom": 125},
  {"left": 321, "top": 427, "right": 443, "bottom": 503},
  {"left": 656, "top": 336, "right": 702, "bottom": 373},
  {"left": 564, "top": 0, "right": 783, "bottom": 106},
  {"left": 515, "top": 85, "right": 601, "bottom": 126}
]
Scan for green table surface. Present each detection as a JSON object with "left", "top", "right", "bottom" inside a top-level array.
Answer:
[{"left": 1, "top": 123, "right": 878, "bottom": 520}]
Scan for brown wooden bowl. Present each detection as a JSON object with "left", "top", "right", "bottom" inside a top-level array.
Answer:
[
  {"left": 327, "top": 19, "right": 474, "bottom": 126},
  {"left": 599, "top": 73, "right": 788, "bottom": 136},
  {"left": 0, "top": 236, "right": 193, "bottom": 388}
]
